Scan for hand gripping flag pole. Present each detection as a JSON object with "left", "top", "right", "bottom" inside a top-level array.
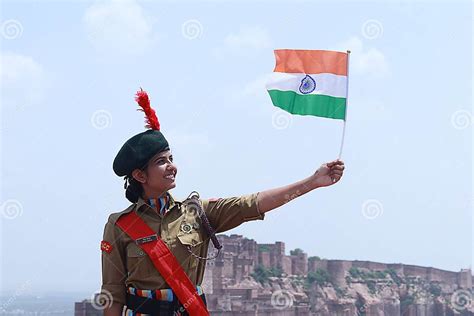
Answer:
[{"left": 337, "top": 50, "right": 351, "bottom": 160}]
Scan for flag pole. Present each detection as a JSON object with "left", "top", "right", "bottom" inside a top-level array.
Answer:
[{"left": 337, "top": 50, "right": 350, "bottom": 160}]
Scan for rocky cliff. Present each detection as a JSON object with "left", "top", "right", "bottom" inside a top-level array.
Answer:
[{"left": 202, "top": 234, "right": 473, "bottom": 315}]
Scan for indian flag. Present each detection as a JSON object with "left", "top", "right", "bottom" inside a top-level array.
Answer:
[{"left": 266, "top": 49, "right": 348, "bottom": 120}]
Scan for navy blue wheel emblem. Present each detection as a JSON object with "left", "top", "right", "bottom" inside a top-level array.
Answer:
[{"left": 299, "top": 75, "right": 316, "bottom": 94}]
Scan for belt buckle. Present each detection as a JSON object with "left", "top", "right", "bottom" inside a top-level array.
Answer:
[{"left": 135, "top": 234, "right": 158, "bottom": 245}]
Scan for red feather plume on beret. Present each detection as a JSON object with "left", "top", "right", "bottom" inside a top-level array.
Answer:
[{"left": 135, "top": 88, "right": 160, "bottom": 131}]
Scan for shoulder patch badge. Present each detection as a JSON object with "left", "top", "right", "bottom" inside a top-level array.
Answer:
[{"left": 101, "top": 240, "right": 113, "bottom": 253}]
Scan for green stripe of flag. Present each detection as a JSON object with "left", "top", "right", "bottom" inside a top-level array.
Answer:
[{"left": 268, "top": 90, "right": 346, "bottom": 120}]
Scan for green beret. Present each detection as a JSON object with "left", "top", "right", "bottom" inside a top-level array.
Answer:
[{"left": 113, "top": 129, "right": 169, "bottom": 177}]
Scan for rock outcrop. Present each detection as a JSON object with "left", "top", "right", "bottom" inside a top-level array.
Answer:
[{"left": 202, "top": 234, "right": 473, "bottom": 315}]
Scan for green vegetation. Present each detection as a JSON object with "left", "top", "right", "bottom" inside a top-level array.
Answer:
[
  {"left": 251, "top": 265, "right": 269, "bottom": 284},
  {"left": 345, "top": 275, "right": 351, "bottom": 284},
  {"left": 374, "top": 271, "right": 387, "bottom": 279},
  {"left": 347, "top": 267, "right": 394, "bottom": 294},
  {"left": 355, "top": 296, "right": 367, "bottom": 316},
  {"left": 290, "top": 275, "right": 306, "bottom": 288},
  {"left": 367, "top": 280, "right": 377, "bottom": 294},
  {"left": 429, "top": 283, "right": 442, "bottom": 297},
  {"left": 349, "top": 267, "right": 363, "bottom": 278},
  {"left": 400, "top": 294, "right": 415, "bottom": 311},
  {"left": 334, "top": 285, "right": 346, "bottom": 297},
  {"left": 308, "top": 256, "right": 321, "bottom": 261},
  {"left": 258, "top": 245, "right": 270, "bottom": 252},
  {"left": 306, "top": 268, "right": 331, "bottom": 286},
  {"left": 349, "top": 267, "right": 387, "bottom": 280},
  {"left": 290, "top": 248, "right": 304, "bottom": 256},
  {"left": 385, "top": 268, "right": 402, "bottom": 286},
  {"left": 269, "top": 266, "right": 283, "bottom": 277},
  {"left": 250, "top": 264, "right": 283, "bottom": 284}
]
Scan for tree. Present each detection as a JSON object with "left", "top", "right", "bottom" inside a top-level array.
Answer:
[
  {"left": 251, "top": 265, "right": 270, "bottom": 284},
  {"left": 307, "top": 268, "right": 331, "bottom": 285},
  {"left": 290, "top": 248, "right": 304, "bottom": 256}
]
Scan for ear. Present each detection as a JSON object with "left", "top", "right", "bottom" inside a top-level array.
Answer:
[{"left": 131, "top": 169, "right": 147, "bottom": 183}]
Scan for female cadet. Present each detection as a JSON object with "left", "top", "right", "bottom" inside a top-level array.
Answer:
[{"left": 100, "top": 89, "right": 345, "bottom": 316}]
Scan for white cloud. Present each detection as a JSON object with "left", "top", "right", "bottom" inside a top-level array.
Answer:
[
  {"left": 213, "top": 25, "right": 272, "bottom": 58},
  {"left": 338, "top": 36, "right": 390, "bottom": 78},
  {"left": 0, "top": 52, "right": 46, "bottom": 108},
  {"left": 83, "top": 0, "right": 154, "bottom": 56}
]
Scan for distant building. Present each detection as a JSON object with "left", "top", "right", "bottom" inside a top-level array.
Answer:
[{"left": 74, "top": 294, "right": 103, "bottom": 316}]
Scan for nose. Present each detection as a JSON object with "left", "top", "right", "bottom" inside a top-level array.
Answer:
[{"left": 166, "top": 162, "right": 176, "bottom": 172}]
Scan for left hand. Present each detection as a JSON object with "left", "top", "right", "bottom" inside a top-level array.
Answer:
[{"left": 310, "top": 159, "right": 345, "bottom": 188}]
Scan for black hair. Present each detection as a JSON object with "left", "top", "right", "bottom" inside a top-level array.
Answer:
[{"left": 125, "top": 176, "right": 144, "bottom": 203}]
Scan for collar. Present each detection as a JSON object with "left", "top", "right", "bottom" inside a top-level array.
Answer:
[{"left": 135, "top": 192, "right": 179, "bottom": 214}]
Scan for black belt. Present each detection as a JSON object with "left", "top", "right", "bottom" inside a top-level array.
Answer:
[{"left": 126, "top": 292, "right": 207, "bottom": 315}]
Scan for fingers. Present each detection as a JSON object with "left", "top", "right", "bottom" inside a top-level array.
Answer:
[
  {"left": 327, "top": 161, "right": 337, "bottom": 167},
  {"left": 327, "top": 159, "right": 345, "bottom": 167},
  {"left": 331, "top": 165, "right": 345, "bottom": 171},
  {"left": 330, "top": 166, "right": 344, "bottom": 177},
  {"left": 329, "top": 161, "right": 344, "bottom": 183},
  {"left": 329, "top": 164, "right": 345, "bottom": 175},
  {"left": 331, "top": 170, "right": 344, "bottom": 176}
]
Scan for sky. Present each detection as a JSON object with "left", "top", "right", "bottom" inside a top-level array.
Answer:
[{"left": 0, "top": 0, "right": 472, "bottom": 298}]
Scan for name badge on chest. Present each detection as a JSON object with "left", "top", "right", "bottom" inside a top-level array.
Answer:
[{"left": 136, "top": 234, "right": 158, "bottom": 245}]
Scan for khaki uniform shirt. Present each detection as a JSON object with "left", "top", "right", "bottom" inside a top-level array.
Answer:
[{"left": 101, "top": 192, "right": 265, "bottom": 305}]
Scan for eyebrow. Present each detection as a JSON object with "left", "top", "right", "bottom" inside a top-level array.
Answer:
[{"left": 154, "top": 154, "right": 173, "bottom": 161}]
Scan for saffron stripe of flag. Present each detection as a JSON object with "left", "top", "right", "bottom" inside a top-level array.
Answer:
[{"left": 274, "top": 49, "right": 347, "bottom": 75}]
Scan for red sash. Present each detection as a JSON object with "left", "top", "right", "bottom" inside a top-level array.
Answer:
[{"left": 116, "top": 211, "right": 209, "bottom": 316}]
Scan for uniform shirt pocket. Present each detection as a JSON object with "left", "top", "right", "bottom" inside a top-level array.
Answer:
[
  {"left": 126, "top": 243, "right": 146, "bottom": 257},
  {"left": 126, "top": 243, "right": 153, "bottom": 277},
  {"left": 176, "top": 225, "right": 205, "bottom": 271}
]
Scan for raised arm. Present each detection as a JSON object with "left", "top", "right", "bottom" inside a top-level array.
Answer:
[{"left": 257, "top": 159, "right": 345, "bottom": 214}]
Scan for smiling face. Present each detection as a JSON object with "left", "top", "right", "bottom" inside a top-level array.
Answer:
[{"left": 131, "top": 150, "right": 177, "bottom": 199}]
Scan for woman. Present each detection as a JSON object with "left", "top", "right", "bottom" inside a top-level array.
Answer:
[{"left": 100, "top": 89, "right": 345, "bottom": 315}]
